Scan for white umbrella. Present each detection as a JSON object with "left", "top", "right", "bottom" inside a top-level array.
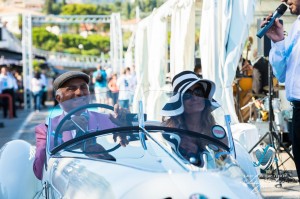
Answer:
[{"left": 200, "top": 0, "right": 256, "bottom": 124}]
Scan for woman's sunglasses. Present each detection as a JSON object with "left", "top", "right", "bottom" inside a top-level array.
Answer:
[{"left": 182, "top": 87, "right": 205, "bottom": 101}]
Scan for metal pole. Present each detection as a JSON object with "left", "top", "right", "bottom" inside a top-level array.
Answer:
[
  {"left": 268, "top": 61, "right": 282, "bottom": 187},
  {"left": 22, "top": 14, "right": 33, "bottom": 110}
]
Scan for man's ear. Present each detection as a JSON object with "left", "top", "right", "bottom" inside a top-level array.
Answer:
[{"left": 55, "top": 94, "right": 60, "bottom": 103}]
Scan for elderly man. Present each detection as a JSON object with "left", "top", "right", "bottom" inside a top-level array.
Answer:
[{"left": 33, "top": 71, "right": 126, "bottom": 180}]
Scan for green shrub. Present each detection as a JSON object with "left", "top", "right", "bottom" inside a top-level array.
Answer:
[
  {"left": 82, "top": 49, "right": 100, "bottom": 56},
  {"left": 64, "top": 47, "right": 81, "bottom": 54}
]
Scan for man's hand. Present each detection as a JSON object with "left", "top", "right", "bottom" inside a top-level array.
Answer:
[
  {"left": 262, "top": 14, "right": 284, "bottom": 42},
  {"left": 109, "top": 104, "right": 130, "bottom": 127},
  {"left": 113, "top": 133, "right": 129, "bottom": 147},
  {"left": 85, "top": 144, "right": 116, "bottom": 161},
  {"left": 241, "top": 61, "right": 253, "bottom": 72},
  {"left": 109, "top": 104, "right": 131, "bottom": 147}
]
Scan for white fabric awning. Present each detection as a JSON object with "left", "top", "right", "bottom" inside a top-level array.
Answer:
[
  {"left": 170, "top": 0, "right": 195, "bottom": 77},
  {"left": 200, "top": 0, "right": 256, "bottom": 124}
]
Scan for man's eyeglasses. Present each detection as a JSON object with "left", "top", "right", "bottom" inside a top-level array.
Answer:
[{"left": 182, "top": 87, "right": 205, "bottom": 100}]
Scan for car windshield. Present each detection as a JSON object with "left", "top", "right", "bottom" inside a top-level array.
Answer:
[{"left": 46, "top": 91, "right": 250, "bottom": 183}]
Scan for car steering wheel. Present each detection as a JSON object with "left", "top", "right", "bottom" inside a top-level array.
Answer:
[{"left": 54, "top": 103, "right": 114, "bottom": 147}]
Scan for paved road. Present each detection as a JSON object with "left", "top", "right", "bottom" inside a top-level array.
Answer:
[
  {"left": 0, "top": 108, "right": 49, "bottom": 147},
  {"left": 0, "top": 106, "right": 300, "bottom": 198}
]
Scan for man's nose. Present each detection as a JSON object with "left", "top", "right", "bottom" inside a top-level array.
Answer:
[{"left": 74, "top": 88, "right": 84, "bottom": 96}]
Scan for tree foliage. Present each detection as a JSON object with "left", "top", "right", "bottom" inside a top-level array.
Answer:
[
  {"left": 61, "top": 4, "right": 98, "bottom": 15},
  {"left": 46, "top": 1, "right": 165, "bottom": 20},
  {"left": 32, "top": 27, "right": 59, "bottom": 51},
  {"left": 44, "top": 0, "right": 54, "bottom": 14},
  {"left": 51, "top": 3, "right": 63, "bottom": 15},
  {"left": 32, "top": 27, "right": 110, "bottom": 55},
  {"left": 34, "top": 1, "right": 166, "bottom": 57}
]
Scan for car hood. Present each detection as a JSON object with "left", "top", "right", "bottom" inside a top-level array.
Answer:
[{"left": 49, "top": 157, "right": 260, "bottom": 199}]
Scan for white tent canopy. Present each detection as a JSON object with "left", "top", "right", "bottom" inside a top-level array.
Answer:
[
  {"left": 134, "top": 0, "right": 255, "bottom": 122},
  {"left": 169, "top": 0, "right": 195, "bottom": 77},
  {"left": 200, "top": 0, "right": 256, "bottom": 124},
  {"left": 134, "top": 0, "right": 195, "bottom": 119},
  {"left": 132, "top": 0, "right": 259, "bottom": 187}
]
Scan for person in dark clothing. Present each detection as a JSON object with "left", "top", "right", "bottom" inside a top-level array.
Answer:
[
  {"left": 236, "top": 55, "right": 252, "bottom": 78},
  {"left": 252, "top": 55, "right": 269, "bottom": 95}
]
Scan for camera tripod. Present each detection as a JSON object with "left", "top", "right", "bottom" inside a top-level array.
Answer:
[{"left": 248, "top": 61, "right": 294, "bottom": 187}]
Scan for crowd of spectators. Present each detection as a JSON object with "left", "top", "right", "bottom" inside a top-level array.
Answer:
[
  {"left": 0, "top": 63, "right": 137, "bottom": 120},
  {"left": 89, "top": 65, "right": 137, "bottom": 109}
]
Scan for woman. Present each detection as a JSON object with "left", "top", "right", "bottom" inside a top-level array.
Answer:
[
  {"left": 108, "top": 73, "right": 119, "bottom": 105},
  {"left": 161, "top": 71, "right": 226, "bottom": 164},
  {"left": 161, "top": 71, "right": 220, "bottom": 135}
]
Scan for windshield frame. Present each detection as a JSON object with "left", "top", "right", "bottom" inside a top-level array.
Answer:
[
  {"left": 144, "top": 125, "right": 230, "bottom": 151},
  {"left": 50, "top": 125, "right": 230, "bottom": 155},
  {"left": 50, "top": 126, "right": 140, "bottom": 155}
]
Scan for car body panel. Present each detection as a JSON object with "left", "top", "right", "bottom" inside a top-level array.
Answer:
[{"left": 0, "top": 140, "right": 41, "bottom": 198}]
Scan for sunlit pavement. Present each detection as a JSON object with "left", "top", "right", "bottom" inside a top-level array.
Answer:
[
  {"left": 259, "top": 152, "right": 300, "bottom": 199},
  {"left": 261, "top": 179, "right": 300, "bottom": 199}
]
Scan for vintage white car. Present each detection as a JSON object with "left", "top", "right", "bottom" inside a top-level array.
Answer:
[{"left": 0, "top": 92, "right": 261, "bottom": 199}]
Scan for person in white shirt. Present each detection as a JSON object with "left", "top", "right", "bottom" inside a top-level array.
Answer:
[
  {"left": 117, "top": 68, "right": 131, "bottom": 109},
  {"left": 0, "top": 65, "right": 18, "bottom": 118},
  {"left": 128, "top": 67, "right": 137, "bottom": 106},
  {"left": 262, "top": 0, "right": 300, "bottom": 182},
  {"left": 31, "top": 71, "right": 43, "bottom": 112}
]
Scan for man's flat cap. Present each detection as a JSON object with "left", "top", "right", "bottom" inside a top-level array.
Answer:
[{"left": 53, "top": 71, "right": 90, "bottom": 91}]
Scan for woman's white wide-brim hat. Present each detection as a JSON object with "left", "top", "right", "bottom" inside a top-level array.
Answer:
[{"left": 161, "top": 71, "right": 220, "bottom": 117}]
